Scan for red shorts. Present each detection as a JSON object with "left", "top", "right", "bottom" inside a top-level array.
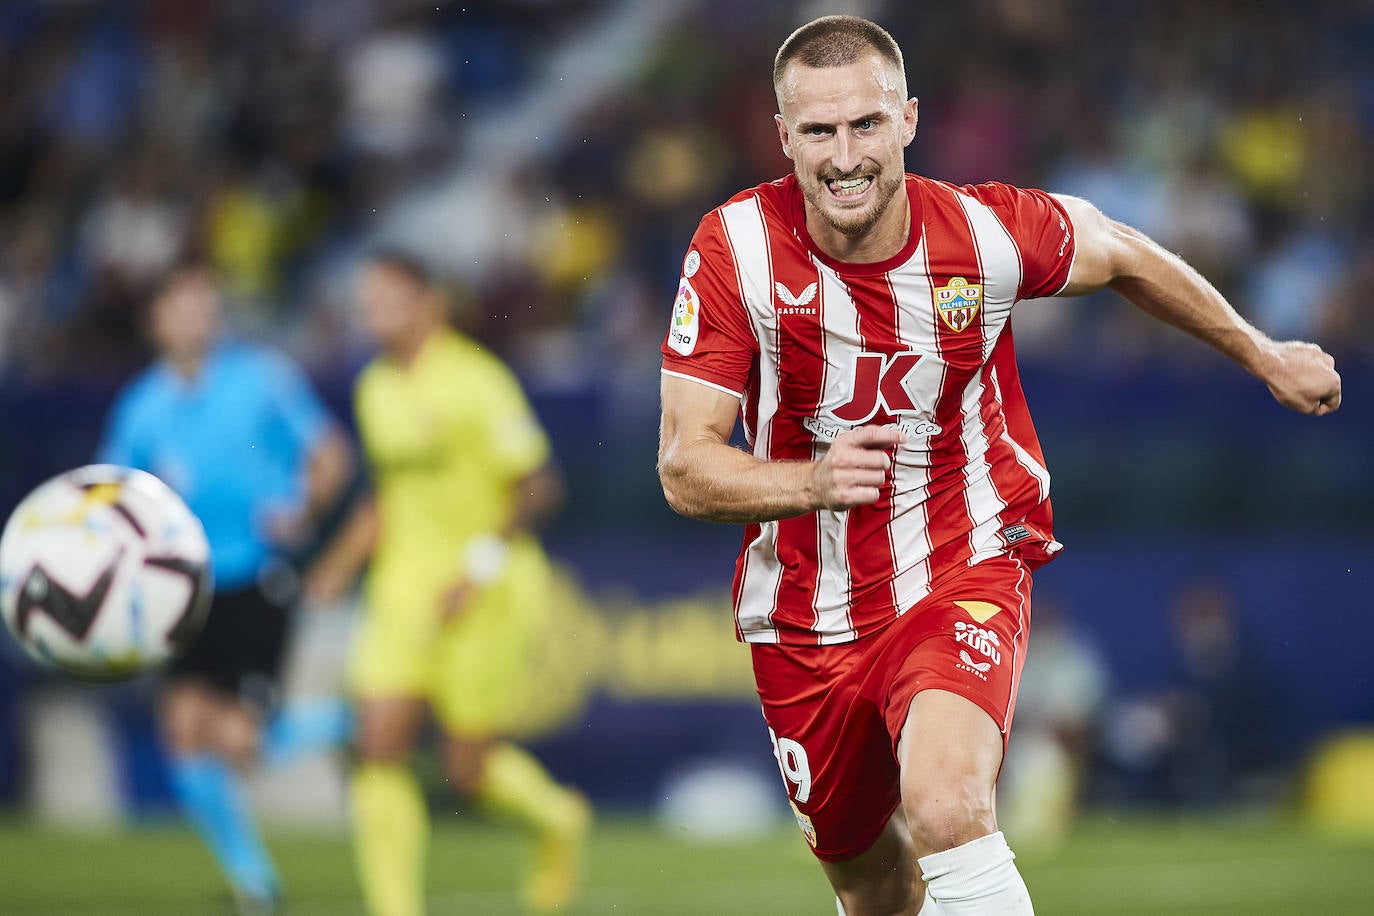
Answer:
[{"left": 751, "top": 556, "right": 1033, "bottom": 862}]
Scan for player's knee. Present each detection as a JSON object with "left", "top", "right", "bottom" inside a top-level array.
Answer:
[
  {"left": 902, "top": 773, "right": 996, "bottom": 855},
  {"left": 354, "top": 729, "right": 411, "bottom": 764},
  {"left": 441, "top": 744, "right": 487, "bottom": 796},
  {"left": 159, "top": 688, "right": 212, "bottom": 755}
]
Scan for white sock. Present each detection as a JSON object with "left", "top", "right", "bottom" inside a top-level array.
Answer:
[{"left": 917, "top": 831, "right": 1033, "bottom": 914}]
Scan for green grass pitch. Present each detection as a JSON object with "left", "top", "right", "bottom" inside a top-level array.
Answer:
[{"left": 0, "top": 814, "right": 1371, "bottom": 914}]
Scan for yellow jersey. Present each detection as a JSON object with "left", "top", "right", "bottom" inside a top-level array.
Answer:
[{"left": 355, "top": 327, "right": 549, "bottom": 611}]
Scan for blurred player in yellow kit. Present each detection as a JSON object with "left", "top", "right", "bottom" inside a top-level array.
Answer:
[{"left": 308, "top": 251, "right": 590, "bottom": 915}]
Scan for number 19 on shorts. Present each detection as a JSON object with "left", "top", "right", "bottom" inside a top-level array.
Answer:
[{"left": 768, "top": 727, "right": 812, "bottom": 803}]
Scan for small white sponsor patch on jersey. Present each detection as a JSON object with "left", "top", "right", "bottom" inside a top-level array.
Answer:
[
  {"left": 668, "top": 278, "right": 700, "bottom": 355},
  {"left": 683, "top": 249, "right": 701, "bottom": 278}
]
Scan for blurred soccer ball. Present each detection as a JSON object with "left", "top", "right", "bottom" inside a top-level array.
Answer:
[{"left": 0, "top": 465, "right": 211, "bottom": 681}]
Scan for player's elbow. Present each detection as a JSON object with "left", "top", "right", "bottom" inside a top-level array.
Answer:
[
  {"left": 657, "top": 460, "right": 697, "bottom": 518},
  {"left": 657, "top": 448, "right": 709, "bottom": 520}
]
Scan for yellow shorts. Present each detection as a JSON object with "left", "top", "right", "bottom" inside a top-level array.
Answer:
[{"left": 349, "top": 541, "right": 552, "bottom": 736}]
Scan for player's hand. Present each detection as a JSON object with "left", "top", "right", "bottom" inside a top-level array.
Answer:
[
  {"left": 261, "top": 501, "right": 318, "bottom": 550},
  {"left": 440, "top": 578, "right": 478, "bottom": 623},
  {"left": 810, "top": 425, "right": 905, "bottom": 509},
  {"left": 303, "top": 560, "right": 351, "bottom": 607},
  {"left": 1258, "top": 340, "right": 1342, "bottom": 416}
]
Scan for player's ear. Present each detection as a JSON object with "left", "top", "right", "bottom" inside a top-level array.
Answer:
[
  {"left": 775, "top": 113, "right": 794, "bottom": 161},
  {"left": 903, "top": 97, "right": 919, "bottom": 146}
]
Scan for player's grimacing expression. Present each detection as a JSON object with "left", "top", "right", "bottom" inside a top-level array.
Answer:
[{"left": 775, "top": 52, "right": 917, "bottom": 241}]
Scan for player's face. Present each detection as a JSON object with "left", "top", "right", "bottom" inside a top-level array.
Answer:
[
  {"left": 775, "top": 53, "right": 917, "bottom": 240},
  {"left": 357, "top": 263, "right": 426, "bottom": 348},
  {"left": 150, "top": 271, "right": 221, "bottom": 361}
]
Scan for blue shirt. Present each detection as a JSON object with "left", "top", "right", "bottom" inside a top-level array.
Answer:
[{"left": 99, "top": 341, "right": 331, "bottom": 589}]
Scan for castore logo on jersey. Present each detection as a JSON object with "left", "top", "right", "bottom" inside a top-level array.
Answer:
[{"left": 775, "top": 281, "right": 818, "bottom": 316}]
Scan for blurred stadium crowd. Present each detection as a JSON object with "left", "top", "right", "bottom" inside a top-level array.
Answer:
[
  {"left": 0, "top": 0, "right": 1371, "bottom": 831},
  {"left": 0, "top": 0, "right": 1370, "bottom": 529},
  {"left": 0, "top": 0, "right": 1369, "bottom": 382}
]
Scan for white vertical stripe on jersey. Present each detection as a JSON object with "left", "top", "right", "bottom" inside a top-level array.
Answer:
[
  {"left": 719, "top": 195, "right": 782, "bottom": 641},
  {"left": 954, "top": 192, "right": 1019, "bottom": 565},
  {"left": 958, "top": 178, "right": 1054, "bottom": 509},
  {"left": 988, "top": 365, "right": 1051, "bottom": 501},
  {"left": 957, "top": 370, "right": 1009, "bottom": 566},
  {"left": 719, "top": 196, "right": 779, "bottom": 459},
  {"left": 955, "top": 190, "right": 1023, "bottom": 342},
  {"left": 888, "top": 237, "right": 937, "bottom": 614},
  {"left": 813, "top": 262, "right": 861, "bottom": 641}
]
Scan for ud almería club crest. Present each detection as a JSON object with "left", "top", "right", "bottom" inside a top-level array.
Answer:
[{"left": 935, "top": 277, "right": 983, "bottom": 333}]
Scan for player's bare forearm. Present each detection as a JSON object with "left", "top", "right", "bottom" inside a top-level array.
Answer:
[
  {"left": 1106, "top": 226, "right": 1268, "bottom": 370},
  {"left": 304, "top": 495, "right": 378, "bottom": 603},
  {"left": 658, "top": 373, "right": 903, "bottom": 522},
  {"left": 304, "top": 429, "right": 354, "bottom": 519},
  {"left": 1055, "top": 194, "right": 1342, "bottom": 416},
  {"left": 659, "top": 434, "right": 820, "bottom": 523},
  {"left": 505, "top": 464, "right": 564, "bottom": 537}
]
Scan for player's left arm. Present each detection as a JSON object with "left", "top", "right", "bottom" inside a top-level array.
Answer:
[
  {"left": 504, "top": 462, "right": 564, "bottom": 538},
  {"left": 266, "top": 354, "right": 355, "bottom": 541},
  {"left": 299, "top": 428, "right": 353, "bottom": 526},
  {"left": 1053, "top": 193, "right": 1342, "bottom": 416}
]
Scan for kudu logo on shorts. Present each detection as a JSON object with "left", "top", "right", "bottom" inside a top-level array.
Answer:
[{"left": 954, "top": 618, "right": 1002, "bottom": 681}]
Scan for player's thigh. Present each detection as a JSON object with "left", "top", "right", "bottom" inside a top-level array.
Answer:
[
  {"left": 752, "top": 642, "right": 903, "bottom": 863},
  {"left": 355, "top": 695, "right": 428, "bottom": 762},
  {"left": 348, "top": 597, "right": 438, "bottom": 702},
  {"left": 820, "top": 811, "right": 921, "bottom": 916},
  {"left": 440, "top": 733, "right": 498, "bottom": 795},
  {"left": 158, "top": 679, "right": 220, "bottom": 753},
  {"left": 898, "top": 688, "right": 1004, "bottom": 856},
  {"left": 433, "top": 573, "right": 547, "bottom": 736}
]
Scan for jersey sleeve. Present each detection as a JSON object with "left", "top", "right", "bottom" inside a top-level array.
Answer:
[
  {"left": 660, "top": 209, "right": 758, "bottom": 397},
  {"left": 966, "top": 182, "right": 1076, "bottom": 301},
  {"left": 472, "top": 354, "right": 550, "bottom": 482}
]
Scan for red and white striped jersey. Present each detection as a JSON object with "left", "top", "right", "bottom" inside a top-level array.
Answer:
[{"left": 661, "top": 173, "right": 1077, "bottom": 647}]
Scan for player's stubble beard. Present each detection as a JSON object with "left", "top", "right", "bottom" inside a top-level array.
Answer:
[{"left": 800, "top": 164, "right": 904, "bottom": 239}]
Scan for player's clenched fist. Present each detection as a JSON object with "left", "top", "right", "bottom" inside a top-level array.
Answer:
[
  {"left": 1258, "top": 340, "right": 1342, "bottom": 416},
  {"left": 810, "top": 425, "right": 907, "bottom": 509}
]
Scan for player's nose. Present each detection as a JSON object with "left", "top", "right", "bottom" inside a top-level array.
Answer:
[{"left": 832, "top": 133, "right": 862, "bottom": 173}]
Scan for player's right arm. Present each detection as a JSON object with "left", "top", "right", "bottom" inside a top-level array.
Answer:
[
  {"left": 303, "top": 494, "right": 378, "bottom": 604},
  {"left": 657, "top": 373, "right": 902, "bottom": 523}
]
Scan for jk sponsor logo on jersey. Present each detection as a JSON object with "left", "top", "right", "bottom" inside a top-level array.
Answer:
[
  {"left": 953, "top": 617, "right": 1002, "bottom": 681},
  {"left": 935, "top": 277, "right": 983, "bottom": 333},
  {"left": 668, "top": 278, "right": 700, "bottom": 355}
]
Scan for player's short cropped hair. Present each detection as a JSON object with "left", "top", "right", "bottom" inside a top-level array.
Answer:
[
  {"left": 367, "top": 247, "right": 433, "bottom": 287},
  {"left": 773, "top": 15, "right": 906, "bottom": 97}
]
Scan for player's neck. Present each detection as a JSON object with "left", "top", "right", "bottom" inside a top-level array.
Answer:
[
  {"left": 167, "top": 350, "right": 206, "bottom": 381},
  {"left": 388, "top": 321, "right": 440, "bottom": 368},
  {"left": 805, "top": 189, "right": 911, "bottom": 264}
]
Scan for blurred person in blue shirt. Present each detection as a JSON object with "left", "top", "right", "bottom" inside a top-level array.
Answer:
[{"left": 99, "top": 263, "right": 352, "bottom": 912}]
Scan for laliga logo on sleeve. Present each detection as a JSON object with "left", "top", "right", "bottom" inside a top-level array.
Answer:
[{"left": 668, "top": 278, "right": 700, "bottom": 355}]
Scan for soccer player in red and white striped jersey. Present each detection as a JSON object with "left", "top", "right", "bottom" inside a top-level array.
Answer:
[{"left": 658, "top": 15, "right": 1341, "bottom": 916}]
